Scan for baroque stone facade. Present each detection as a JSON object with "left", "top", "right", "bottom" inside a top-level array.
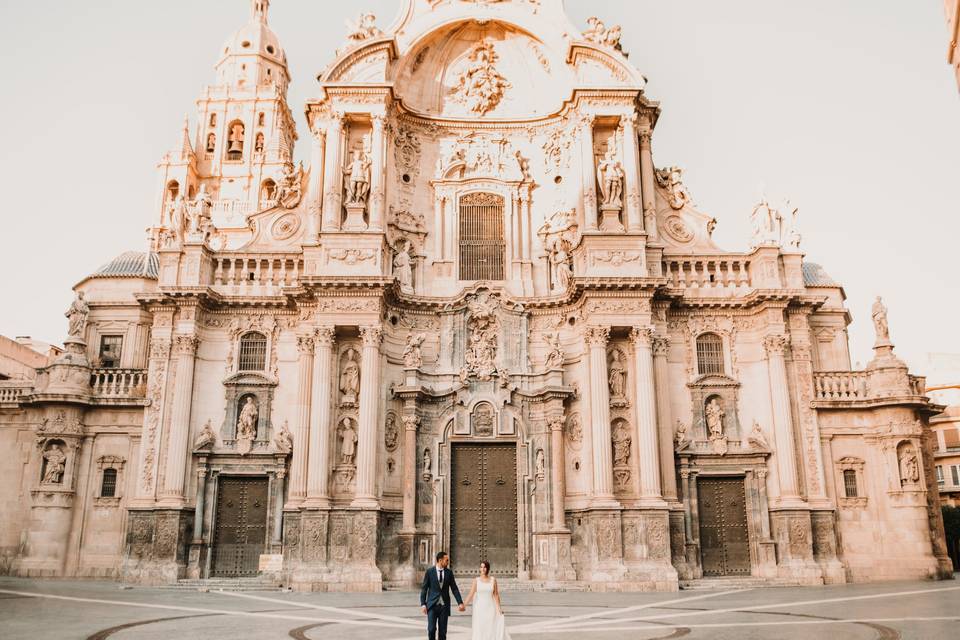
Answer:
[{"left": 0, "top": 0, "right": 952, "bottom": 589}]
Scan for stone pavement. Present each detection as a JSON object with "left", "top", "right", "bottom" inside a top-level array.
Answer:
[{"left": 1, "top": 576, "right": 959, "bottom": 640}]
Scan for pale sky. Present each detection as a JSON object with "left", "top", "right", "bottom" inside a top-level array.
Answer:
[{"left": 0, "top": 1, "right": 957, "bottom": 379}]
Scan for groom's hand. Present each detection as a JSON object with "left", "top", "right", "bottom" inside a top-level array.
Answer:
[
  {"left": 458, "top": 603, "right": 466, "bottom": 612},
  {"left": 421, "top": 606, "right": 427, "bottom": 615}
]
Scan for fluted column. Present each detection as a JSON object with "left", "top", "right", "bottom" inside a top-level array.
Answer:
[
  {"left": 585, "top": 326, "right": 615, "bottom": 503},
  {"left": 401, "top": 412, "right": 419, "bottom": 533},
  {"left": 307, "top": 123, "right": 326, "bottom": 238},
  {"left": 369, "top": 114, "right": 386, "bottom": 231},
  {"left": 352, "top": 325, "right": 382, "bottom": 508},
  {"left": 321, "top": 113, "right": 344, "bottom": 231},
  {"left": 159, "top": 334, "right": 199, "bottom": 505},
  {"left": 651, "top": 333, "right": 678, "bottom": 501},
  {"left": 638, "top": 127, "right": 659, "bottom": 241},
  {"left": 305, "top": 326, "right": 335, "bottom": 508},
  {"left": 764, "top": 334, "right": 802, "bottom": 504},
  {"left": 621, "top": 114, "right": 643, "bottom": 232},
  {"left": 579, "top": 114, "right": 598, "bottom": 231},
  {"left": 549, "top": 414, "right": 568, "bottom": 531},
  {"left": 287, "top": 335, "right": 314, "bottom": 507},
  {"left": 630, "top": 326, "right": 664, "bottom": 503}
]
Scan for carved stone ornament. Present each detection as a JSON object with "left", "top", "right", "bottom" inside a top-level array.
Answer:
[
  {"left": 236, "top": 396, "right": 259, "bottom": 455},
  {"left": 674, "top": 419, "right": 690, "bottom": 450},
  {"left": 65, "top": 291, "right": 89, "bottom": 339},
  {"left": 193, "top": 419, "right": 216, "bottom": 451},
  {"left": 663, "top": 215, "right": 694, "bottom": 243},
  {"left": 393, "top": 125, "right": 422, "bottom": 177},
  {"left": 338, "top": 417, "right": 358, "bottom": 466},
  {"left": 329, "top": 248, "right": 376, "bottom": 265},
  {"left": 450, "top": 40, "right": 511, "bottom": 116},
  {"left": 566, "top": 413, "right": 583, "bottom": 450},
  {"left": 384, "top": 413, "right": 400, "bottom": 452},
  {"left": 344, "top": 12, "right": 382, "bottom": 46},
  {"left": 543, "top": 332, "right": 564, "bottom": 369},
  {"left": 273, "top": 420, "right": 293, "bottom": 454},
  {"left": 655, "top": 166, "right": 692, "bottom": 210},
  {"left": 473, "top": 403, "right": 495, "bottom": 437},
  {"left": 403, "top": 333, "right": 424, "bottom": 369},
  {"left": 747, "top": 420, "right": 769, "bottom": 449},
  {"left": 582, "top": 17, "right": 624, "bottom": 53},
  {"left": 460, "top": 291, "right": 502, "bottom": 382}
]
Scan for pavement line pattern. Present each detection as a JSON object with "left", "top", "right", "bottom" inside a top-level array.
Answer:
[
  {"left": 509, "top": 588, "right": 748, "bottom": 632},
  {"left": 509, "top": 616, "right": 960, "bottom": 634},
  {"left": 0, "top": 589, "right": 416, "bottom": 630},
  {"left": 541, "top": 584, "right": 960, "bottom": 630}
]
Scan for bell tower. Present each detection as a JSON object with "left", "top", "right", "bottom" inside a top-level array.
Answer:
[{"left": 153, "top": 0, "right": 297, "bottom": 232}]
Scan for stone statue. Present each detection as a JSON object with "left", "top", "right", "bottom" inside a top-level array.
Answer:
[
  {"left": 275, "top": 162, "right": 303, "bottom": 209},
  {"left": 596, "top": 148, "right": 624, "bottom": 208},
  {"left": 273, "top": 420, "right": 293, "bottom": 454},
  {"left": 612, "top": 423, "right": 631, "bottom": 467},
  {"left": 422, "top": 447, "right": 433, "bottom": 481},
  {"left": 608, "top": 350, "right": 626, "bottom": 399},
  {"left": 393, "top": 240, "right": 414, "bottom": 294},
  {"left": 42, "top": 444, "right": 66, "bottom": 484},
  {"left": 544, "top": 332, "right": 564, "bottom": 369},
  {"left": 384, "top": 414, "right": 399, "bottom": 451},
  {"left": 339, "top": 348, "right": 360, "bottom": 405},
  {"left": 747, "top": 420, "right": 768, "bottom": 449},
  {"left": 655, "top": 166, "right": 692, "bottom": 210},
  {"left": 705, "top": 398, "right": 725, "bottom": 438},
  {"left": 403, "top": 333, "right": 424, "bottom": 369},
  {"left": 549, "top": 238, "right": 572, "bottom": 292},
  {"left": 236, "top": 397, "right": 259, "bottom": 454},
  {"left": 750, "top": 199, "right": 782, "bottom": 247},
  {"left": 583, "top": 17, "right": 623, "bottom": 51},
  {"left": 872, "top": 296, "right": 890, "bottom": 343},
  {"left": 187, "top": 184, "right": 213, "bottom": 236},
  {"left": 674, "top": 419, "right": 689, "bottom": 450},
  {"left": 899, "top": 445, "right": 920, "bottom": 486},
  {"left": 339, "top": 418, "right": 358, "bottom": 465},
  {"left": 344, "top": 149, "right": 371, "bottom": 205},
  {"left": 193, "top": 419, "right": 216, "bottom": 450},
  {"left": 65, "top": 291, "right": 89, "bottom": 338},
  {"left": 535, "top": 449, "right": 545, "bottom": 481},
  {"left": 345, "top": 12, "right": 382, "bottom": 43}
]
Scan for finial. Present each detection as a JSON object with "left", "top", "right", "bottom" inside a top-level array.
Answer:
[{"left": 251, "top": 0, "right": 269, "bottom": 24}]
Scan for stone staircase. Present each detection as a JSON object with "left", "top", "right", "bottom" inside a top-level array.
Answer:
[
  {"left": 160, "top": 577, "right": 287, "bottom": 592},
  {"left": 679, "top": 576, "right": 797, "bottom": 590}
]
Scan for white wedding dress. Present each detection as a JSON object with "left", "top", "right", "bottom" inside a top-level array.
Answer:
[{"left": 471, "top": 578, "right": 511, "bottom": 640}]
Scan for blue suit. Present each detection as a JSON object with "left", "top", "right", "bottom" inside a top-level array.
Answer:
[{"left": 420, "top": 566, "right": 463, "bottom": 640}]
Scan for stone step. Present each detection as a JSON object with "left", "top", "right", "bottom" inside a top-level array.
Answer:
[
  {"left": 679, "top": 576, "right": 794, "bottom": 590},
  {"left": 158, "top": 577, "right": 286, "bottom": 592}
]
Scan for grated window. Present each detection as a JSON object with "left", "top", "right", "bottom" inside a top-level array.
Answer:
[
  {"left": 101, "top": 468, "right": 118, "bottom": 498},
  {"left": 459, "top": 192, "right": 505, "bottom": 281},
  {"left": 99, "top": 335, "right": 123, "bottom": 368},
  {"left": 843, "top": 469, "right": 858, "bottom": 498},
  {"left": 238, "top": 332, "right": 267, "bottom": 371},
  {"left": 696, "top": 333, "right": 724, "bottom": 376}
]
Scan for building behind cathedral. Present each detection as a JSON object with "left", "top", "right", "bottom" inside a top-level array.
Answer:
[{"left": 0, "top": 0, "right": 951, "bottom": 590}]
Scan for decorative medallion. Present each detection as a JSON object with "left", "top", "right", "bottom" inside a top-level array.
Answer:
[
  {"left": 451, "top": 40, "right": 511, "bottom": 116},
  {"left": 664, "top": 215, "right": 694, "bottom": 243},
  {"left": 270, "top": 212, "right": 301, "bottom": 241}
]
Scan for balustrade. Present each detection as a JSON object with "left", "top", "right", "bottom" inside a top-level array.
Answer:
[
  {"left": 0, "top": 382, "right": 30, "bottom": 404},
  {"left": 90, "top": 368, "right": 147, "bottom": 398},
  {"left": 813, "top": 371, "right": 868, "bottom": 400},
  {"left": 212, "top": 253, "right": 303, "bottom": 295},
  {"left": 662, "top": 256, "right": 751, "bottom": 291}
]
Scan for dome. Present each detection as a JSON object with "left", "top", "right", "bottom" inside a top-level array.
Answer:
[
  {"left": 90, "top": 252, "right": 159, "bottom": 280},
  {"left": 218, "top": 0, "right": 286, "bottom": 65},
  {"left": 802, "top": 261, "right": 838, "bottom": 287}
]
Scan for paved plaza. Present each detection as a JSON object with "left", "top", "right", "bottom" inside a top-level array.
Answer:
[{"left": 1, "top": 577, "right": 959, "bottom": 640}]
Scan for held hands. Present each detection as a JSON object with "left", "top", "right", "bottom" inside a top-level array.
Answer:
[{"left": 458, "top": 603, "right": 466, "bottom": 612}]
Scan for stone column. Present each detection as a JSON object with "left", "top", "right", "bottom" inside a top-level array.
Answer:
[
  {"left": 272, "top": 468, "right": 286, "bottom": 546},
  {"left": 305, "top": 326, "right": 335, "bottom": 508},
  {"left": 620, "top": 114, "right": 643, "bottom": 232},
  {"left": 321, "top": 113, "right": 344, "bottom": 231},
  {"left": 585, "top": 326, "right": 616, "bottom": 504},
  {"left": 579, "top": 114, "right": 598, "bottom": 232},
  {"left": 434, "top": 194, "right": 445, "bottom": 260},
  {"left": 652, "top": 333, "right": 678, "bottom": 501},
  {"left": 369, "top": 114, "right": 386, "bottom": 231},
  {"left": 401, "top": 412, "right": 419, "bottom": 534},
  {"left": 192, "top": 467, "right": 207, "bottom": 541},
  {"left": 764, "top": 334, "right": 802, "bottom": 504},
  {"left": 638, "top": 127, "right": 659, "bottom": 240},
  {"left": 159, "top": 334, "right": 199, "bottom": 505},
  {"left": 132, "top": 334, "right": 172, "bottom": 504},
  {"left": 287, "top": 335, "right": 314, "bottom": 507},
  {"left": 629, "top": 326, "right": 664, "bottom": 503},
  {"left": 352, "top": 326, "right": 382, "bottom": 508},
  {"left": 307, "top": 124, "right": 326, "bottom": 238},
  {"left": 549, "top": 414, "right": 568, "bottom": 530}
]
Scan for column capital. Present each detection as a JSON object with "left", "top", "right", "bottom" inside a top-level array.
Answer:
[
  {"left": 638, "top": 129, "right": 652, "bottom": 147},
  {"left": 584, "top": 325, "right": 610, "bottom": 348},
  {"left": 360, "top": 325, "right": 383, "bottom": 347},
  {"left": 619, "top": 111, "right": 639, "bottom": 130},
  {"left": 310, "top": 121, "right": 327, "bottom": 142},
  {"left": 629, "top": 325, "right": 656, "bottom": 348},
  {"left": 296, "top": 335, "right": 315, "bottom": 355},
  {"left": 763, "top": 333, "right": 790, "bottom": 356},
  {"left": 371, "top": 113, "right": 386, "bottom": 128},
  {"left": 314, "top": 325, "right": 336, "bottom": 347},
  {"left": 172, "top": 334, "right": 200, "bottom": 355},
  {"left": 402, "top": 414, "right": 420, "bottom": 432},
  {"left": 651, "top": 335, "right": 670, "bottom": 357},
  {"left": 548, "top": 414, "right": 565, "bottom": 432}
]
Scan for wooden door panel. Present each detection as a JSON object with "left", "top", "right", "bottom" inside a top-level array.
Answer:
[
  {"left": 212, "top": 476, "right": 269, "bottom": 577},
  {"left": 697, "top": 476, "right": 750, "bottom": 577}
]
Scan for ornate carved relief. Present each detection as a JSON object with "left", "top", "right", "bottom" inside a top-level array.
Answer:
[
  {"left": 450, "top": 40, "right": 511, "bottom": 116},
  {"left": 655, "top": 166, "right": 692, "bottom": 210},
  {"left": 565, "top": 413, "right": 583, "bottom": 451}
]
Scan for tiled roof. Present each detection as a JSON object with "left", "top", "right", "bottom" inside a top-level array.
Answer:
[
  {"left": 802, "top": 261, "right": 837, "bottom": 287},
  {"left": 90, "top": 252, "right": 159, "bottom": 280}
]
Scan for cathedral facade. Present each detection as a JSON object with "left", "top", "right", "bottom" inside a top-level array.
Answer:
[{"left": 0, "top": 0, "right": 952, "bottom": 590}]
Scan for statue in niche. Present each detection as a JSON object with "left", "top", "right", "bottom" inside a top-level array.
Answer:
[
  {"left": 899, "top": 445, "right": 920, "bottom": 486},
  {"left": 608, "top": 350, "right": 627, "bottom": 400},
  {"left": 596, "top": 148, "right": 624, "bottom": 208},
  {"left": 705, "top": 397, "right": 728, "bottom": 455},
  {"left": 65, "top": 291, "right": 89, "bottom": 338},
  {"left": 227, "top": 122, "right": 244, "bottom": 153},
  {"left": 193, "top": 419, "right": 216, "bottom": 450},
  {"left": 274, "top": 420, "right": 293, "bottom": 454},
  {"left": 384, "top": 414, "right": 399, "bottom": 452},
  {"left": 544, "top": 332, "right": 564, "bottom": 369},
  {"left": 422, "top": 447, "right": 433, "bottom": 481},
  {"left": 275, "top": 162, "right": 303, "bottom": 209},
  {"left": 393, "top": 240, "right": 414, "bottom": 294},
  {"left": 41, "top": 444, "right": 67, "bottom": 484},
  {"left": 344, "top": 148, "right": 371, "bottom": 206},
  {"left": 535, "top": 449, "right": 545, "bottom": 481},
  {"left": 473, "top": 404, "right": 495, "bottom": 437},
  {"left": 611, "top": 422, "right": 631, "bottom": 468},
  {"left": 403, "top": 333, "right": 424, "bottom": 369},
  {"left": 254, "top": 132, "right": 265, "bottom": 153},
  {"left": 187, "top": 184, "right": 213, "bottom": 235},
  {"left": 339, "top": 348, "right": 360, "bottom": 406},
  {"left": 236, "top": 396, "right": 259, "bottom": 455},
  {"left": 549, "top": 237, "right": 573, "bottom": 292},
  {"left": 872, "top": 296, "right": 890, "bottom": 344},
  {"left": 168, "top": 195, "right": 188, "bottom": 236},
  {"left": 338, "top": 417, "right": 358, "bottom": 465},
  {"left": 451, "top": 39, "right": 511, "bottom": 116}
]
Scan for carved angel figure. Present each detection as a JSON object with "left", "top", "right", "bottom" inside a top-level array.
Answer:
[
  {"left": 596, "top": 148, "right": 624, "bottom": 208},
  {"left": 42, "top": 444, "right": 67, "bottom": 484},
  {"left": 339, "top": 418, "right": 358, "bottom": 465},
  {"left": 403, "top": 333, "right": 425, "bottom": 369},
  {"left": 193, "top": 419, "right": 216, "bottom": 450},
  {"left": 274, "top": 420, "right": 293, "bottom": 454},
  {"left": 65, "top": 291, "right": 89, "bottom": 338},
  {"left": 872, "top": 296, "right": 890, "bottom": 343},
  {"left": 655, "top": 166, "right": 692, "bottom": 210},
  {"left": 345, "top": 12, "right": 382, "bottom": 43},
  {"left": 275, "top": 162, "right": 303, "bottom": 209},
  {"left": 583, "top": 17, "right": 623, "bottom": 52},
  {"left": 544, "top": 332, "right": 564, "bottom": 369}
]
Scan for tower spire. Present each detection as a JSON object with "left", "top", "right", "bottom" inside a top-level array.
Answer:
[
  {"left": 251, "top": 0, "right": 269, "bottom": 24},
  {"left": 179, "top": 114, "right": 194, "bottom": 160}
]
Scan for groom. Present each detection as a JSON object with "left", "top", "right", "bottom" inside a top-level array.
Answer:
[{"left": 420, "top": 550, "right": 464, "bottom": 640}]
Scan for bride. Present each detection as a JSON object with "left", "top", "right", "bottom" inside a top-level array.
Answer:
[{"left": 464, "top": 561, "right": 511, "bottom": 640}]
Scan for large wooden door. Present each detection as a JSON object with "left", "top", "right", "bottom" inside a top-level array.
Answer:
[
  {"left": 211, "top": 476, "right": 269, "bottom": 577},
  {"left": 450, "top": 444, "right": 518, "bottom": 576},
  {"left": 697, "top": 476, "right": 750, "bottom": 577}
]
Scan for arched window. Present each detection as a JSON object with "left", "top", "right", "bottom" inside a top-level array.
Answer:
[
  {"left": 238, "top": 331, "right": 267, "bottom": 371},
  {"left": 696, "top": 333, "right": 724, "bottom": 376},
  {"left": 842, "top": 469, "right": 858, "bottom": 498},
  {"left": 226, "top": 120, "right": 245, "bottom": 160},
  {"left": 260, "top": 179, "right": 276, "bottom": 203},
  {"left": 257, "top": 112, "right": 265, "bottom": 126},
  {"left": 101, "top": 468, "right": 118, "bottom": 498},
  {"left": 459, "top": 192, "right": 504, "bottom": 281}
]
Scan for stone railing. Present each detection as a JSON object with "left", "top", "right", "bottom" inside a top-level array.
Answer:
[
  {"left": 90, "top": 368, "right": 147, "bottom": 398},
  {"left": 212, "top": 253, "right": 304, "bottom": 295},
  {"left": 209, "top": 199, "right": 276, "bottom": 228},
  {"left": 908, "top": 375, "right": 926, "bottom": 396},
  {"left": 662, "top": 256, "right": 752, "bottom": 291},
  {"left": 813, "top": 371, "right": 868, "bottom": 401},
  {"left": 0, "top": 381, "right": 32, "bottom": 405}
]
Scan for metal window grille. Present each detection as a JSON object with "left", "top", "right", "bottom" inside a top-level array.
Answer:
[
  {"left": 459, "top": 192, "right": 505, "bottom": 281},
  {"left": 842, "top": 469, "right": 858, "bottom": 498},
  {"left": 99, "top": 335, "right": 123, "bottom": 368},
  {"left": 953, "top": 465, "right": 960, "bottom": 486},
  {"left": 696, "top": 333, "right": 724, "bottom": 376},
  {"left": 101, "top": 468, "right": 118, "bottom": 498},
  {"left": 238, "top": 332, "right": 267, "bottom": 371}
]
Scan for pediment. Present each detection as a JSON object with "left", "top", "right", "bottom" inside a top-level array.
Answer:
[
  {"left": 689, "top": 374, "right": 740, "bottom": 388},
  {"left": 223, "top": 371, "right": 277, "bottom": 387}
]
